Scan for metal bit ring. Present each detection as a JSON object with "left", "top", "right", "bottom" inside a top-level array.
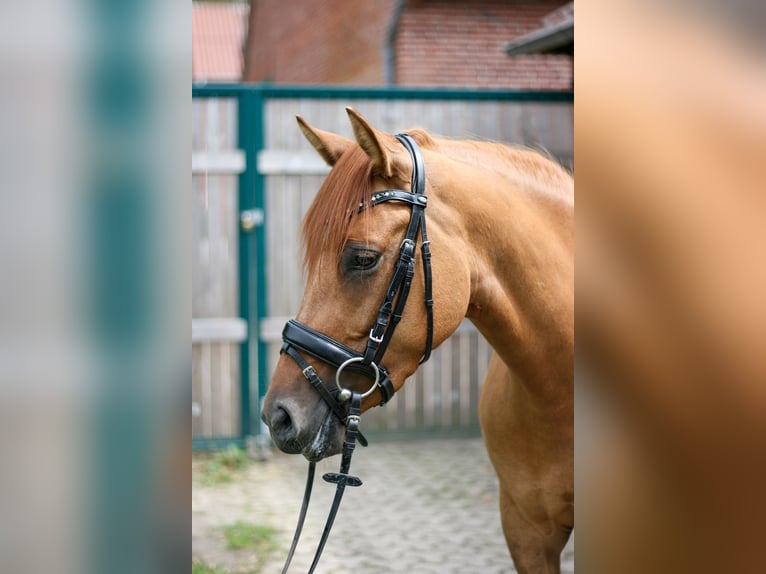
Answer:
[{"left": 335, "top": 357, "right": 379, "bottom": 399}]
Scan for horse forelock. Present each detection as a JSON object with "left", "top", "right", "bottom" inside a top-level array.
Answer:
[
  {"left": 302, "top": 145, "right": 373, "bottom": 277},
  {"left": 301, "top": 128, "right": 438, "bottom": 278}
]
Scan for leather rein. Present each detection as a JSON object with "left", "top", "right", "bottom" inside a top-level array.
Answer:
[{"left": 279, "top": 134, "right": 433, "bottom": 573}]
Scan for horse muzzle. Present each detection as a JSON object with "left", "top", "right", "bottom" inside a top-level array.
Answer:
[{"left": 261, "top": 397, "right": 344, "bottom": 461}]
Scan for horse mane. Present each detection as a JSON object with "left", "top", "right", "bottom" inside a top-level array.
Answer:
[
  {"left": 487, "top": 143, "right": 573, "bottom": 195},
  {"left": 404, "top": 128, "right": 435, "bottom": 148},
  {"left": 436, "top": 137, "right": 573, "bottom": 199},
  {"left": 301, "top": 145, "right": 373, "bottom": 276}
]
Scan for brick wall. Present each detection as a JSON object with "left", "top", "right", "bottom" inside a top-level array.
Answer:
[
  {"left": 243, "top": 0, "right": 398, "bottom": 84},
  {"left": 243, "top": 0, "right": 573, "bottom": 90},
  {"left": 394, "top": 0, "right": 572, "bottom": 89}
]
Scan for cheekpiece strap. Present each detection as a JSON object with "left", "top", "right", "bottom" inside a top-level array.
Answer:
[{"left": 357, "top": 133, "right": 434, "bottom": 369}]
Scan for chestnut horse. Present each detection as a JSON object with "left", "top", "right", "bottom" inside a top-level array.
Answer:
[{"left": 262, "top": 108, "right": 573, "bottom": 573}]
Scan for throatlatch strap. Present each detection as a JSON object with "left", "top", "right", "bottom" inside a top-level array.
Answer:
[
  {"left": 420, "top": 236, "right": 434, "bottom": 364},
  {"left": 397, "top": 133, "right": 434, "bottom": 364}
]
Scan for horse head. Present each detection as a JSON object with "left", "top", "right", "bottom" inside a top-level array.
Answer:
[{"left": 261, "top": 109, "right": 471, "bottom": 461}]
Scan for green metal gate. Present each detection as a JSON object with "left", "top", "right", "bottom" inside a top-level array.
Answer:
[
  {"left": 192, "top": 84, "right": 572, "bottom": 449},
  {"left": 192, "top": 85, "right": 267, "bottom": 450}
]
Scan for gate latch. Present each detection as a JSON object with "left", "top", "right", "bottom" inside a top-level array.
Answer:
[{"left": 240, "top": 209, "right": 264, "bottom": 232}]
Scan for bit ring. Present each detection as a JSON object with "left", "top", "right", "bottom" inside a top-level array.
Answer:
[{"left": 335, "top": 357, "right": 379, "bottom": 399}]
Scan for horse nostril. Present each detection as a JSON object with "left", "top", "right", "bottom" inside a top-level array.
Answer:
[
  {"left": 272, "top": 405, "right": 293, "bottom": 436},
  {"left": 268, "top": 403, "right": 303, "bottom": 454}
]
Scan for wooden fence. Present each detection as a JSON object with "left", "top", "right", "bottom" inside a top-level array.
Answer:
[
  {"left": 192, "top": 96, "right": 248, "bottom": 443},
  {"left": 191, "top": 86, "right": 573, "bottom": 445}
]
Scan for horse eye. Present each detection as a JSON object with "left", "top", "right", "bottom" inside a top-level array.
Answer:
[
  {"left": 342, "top": 247, "right": 380, "bottom": 274},
  {"left": 353, "top": 251, "right": 379, "bottom": 270}
]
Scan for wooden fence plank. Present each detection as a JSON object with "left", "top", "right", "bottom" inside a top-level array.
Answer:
[
  {"left": 192, "top": 97, "right": 244, "bottom": 441},
  {"left": 192, "top": 151, "right": 246, "bottom": 174}
]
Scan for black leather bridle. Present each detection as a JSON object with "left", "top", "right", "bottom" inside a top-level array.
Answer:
[{"left": 279, "top": 133, "right": 434, "bottom": 573}]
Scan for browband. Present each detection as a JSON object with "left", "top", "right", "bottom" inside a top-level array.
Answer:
[{"left": 362, "top": 189, "right": 428, "bottom": 210}]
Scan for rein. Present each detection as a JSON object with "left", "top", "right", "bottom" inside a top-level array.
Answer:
[{"left": 279, "top": 134, "right": 433, "bottom": 573}]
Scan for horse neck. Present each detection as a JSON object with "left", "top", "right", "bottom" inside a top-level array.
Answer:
[{"left": 429, "top": 142, "right": 574, "bottom": 399}]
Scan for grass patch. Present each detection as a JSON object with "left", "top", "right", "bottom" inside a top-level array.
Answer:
[
  {"left": 191, "top": 558, "right": 229, "bottom": 574},
  {"left": 195, "top": 445, "right": 252, "bottom": 485},
  {"left": 222, "top": 521, "right": 279, "bottom": 553}
]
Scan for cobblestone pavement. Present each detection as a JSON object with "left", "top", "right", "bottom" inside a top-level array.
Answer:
[{"left": 193, "top": 437, "right": 574, "bottom": 573}]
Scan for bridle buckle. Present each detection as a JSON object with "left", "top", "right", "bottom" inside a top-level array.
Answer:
[
  {"left": 368, "top": 328, "right": 384, "bottom": 344},
  {"left": 400, "top": 237, "right": 415, "bottom": 251},
  {"left": 345, "top": 414, "right": 361, "bottom": 426}
]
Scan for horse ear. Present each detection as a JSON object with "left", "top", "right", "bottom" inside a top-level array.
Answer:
[
  {"left": 296, "top": 115, "right": 353, "bottom": 166},
  {"left": 346, "top": 107, "right": 396, "bottom": 178}
]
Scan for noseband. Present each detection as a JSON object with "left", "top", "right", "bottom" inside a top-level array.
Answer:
[{"left": 279, "top": 134, "right": 433, "bottom": 573}]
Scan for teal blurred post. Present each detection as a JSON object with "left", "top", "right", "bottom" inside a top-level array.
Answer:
[
  {"left": 238, "top": 87, "right": 269, "bottom": 448},
  {"left": 85, "top": 2, "right": 188, "bottom": 573}
]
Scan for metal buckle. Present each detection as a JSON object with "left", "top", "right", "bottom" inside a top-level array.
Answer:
[
  {"left": 302, "top": 365, "right": 317, "bottom": 379},
  {"left": 345, "top": 414, "right": 361, "bottom": 426},
  {"left": 400, "top": 238, "right": 415, "bottom": 250},
  {"left": 368, "top": 328, "right": 384, "bottom": 344}
]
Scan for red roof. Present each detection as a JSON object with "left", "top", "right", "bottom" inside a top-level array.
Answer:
[{"left": 192, "top": 2, "right": 248, "bottom": 82}]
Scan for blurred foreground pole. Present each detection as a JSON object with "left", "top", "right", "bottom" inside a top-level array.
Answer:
[
  {"left": 83, "top": 2, "right": 189, "bottom": 574},
  {"left": 0, "top": 1, "right": 188, "bottom": 574},
  {"left": 577, "top": 1, "right": 766, "bottom": 572}
]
